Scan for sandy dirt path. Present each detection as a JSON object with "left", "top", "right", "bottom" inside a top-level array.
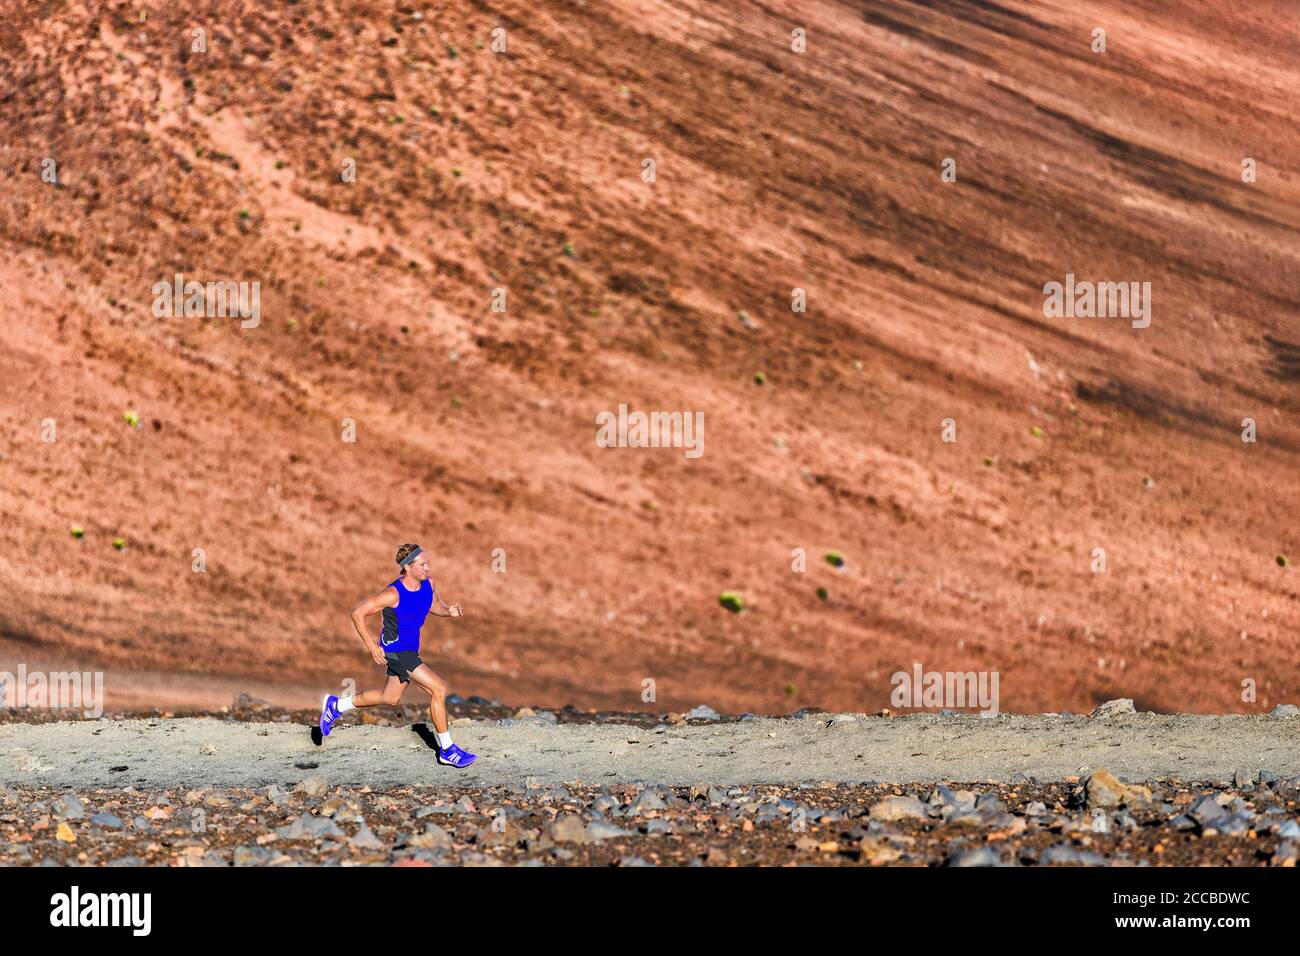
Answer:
[{"left": 3, "top": 712, "right": 1299, "bottom": 789}]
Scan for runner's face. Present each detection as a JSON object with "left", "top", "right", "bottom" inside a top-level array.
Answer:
[{"left": 407, "top": 552, "right": 430, "bottom": 581}]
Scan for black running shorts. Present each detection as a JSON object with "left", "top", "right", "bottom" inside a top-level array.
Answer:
[{"left": 384, "top": 650, "right": 425, "bottom": 684}]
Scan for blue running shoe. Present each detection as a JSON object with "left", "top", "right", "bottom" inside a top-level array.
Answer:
[
  {"left": 437, "top": 743, "right": 477, "bottom": 768},
  {"left": 320, "top": 694, "right": 342, "bottom": 736}
]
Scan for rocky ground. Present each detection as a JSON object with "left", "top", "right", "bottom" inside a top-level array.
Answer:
[
  {"left": 0, "top": 691, "right": 680, "bottom": 729},
  {"left": 3, "top": 698, "right": 1300, "bottom": 866},
  {"left": 6, "top": 774, "right": 1300, "bottom": 868}
]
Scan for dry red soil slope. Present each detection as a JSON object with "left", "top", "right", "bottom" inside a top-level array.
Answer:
[{"left": 1, "top": 0, "right": 1298, "bottom": 715}]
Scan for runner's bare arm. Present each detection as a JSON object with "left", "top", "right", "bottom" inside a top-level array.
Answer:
[
  {"left": 428, "top": 583, "right": 464, "bottom": 618},
  {"left": 351, "top": 587, "right": 398, "bottom": 664}
]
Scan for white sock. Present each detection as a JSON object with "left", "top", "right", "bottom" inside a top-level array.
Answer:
[
  {"left": 336, "top": 696, "right": 355, "bottom": 713},
  {"left": 435, "top": 730, "right": 453, "bottom": 749}
]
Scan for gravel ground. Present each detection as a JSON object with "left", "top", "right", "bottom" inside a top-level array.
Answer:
[
  {"left": 2, "top": 700, "right": 1298, "bottom": 865},
  {"left": 3, "top": 702, "right": 1299, "bottom": 789}
]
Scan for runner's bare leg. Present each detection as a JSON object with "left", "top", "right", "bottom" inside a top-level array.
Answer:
[
  {"left": 351, "top": 675, "right": 405, "bottom": 708},
  {"left": 406, "top": 664, "right": 449, "bottom": 734}
]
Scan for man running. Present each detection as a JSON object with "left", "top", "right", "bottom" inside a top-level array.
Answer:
[{"left": 319, "top": 543, "right": 477, "bottom": 767}]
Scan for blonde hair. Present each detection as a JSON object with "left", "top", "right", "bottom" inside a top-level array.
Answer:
[{"left": 395, "top": 543, "right": 421, "bottom": 575}]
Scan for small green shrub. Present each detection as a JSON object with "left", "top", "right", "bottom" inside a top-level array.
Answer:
[{"left": 719, "top": 592, "right": 744, "bottom": 613}]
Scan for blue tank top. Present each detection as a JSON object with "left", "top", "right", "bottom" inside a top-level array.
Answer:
[{"left": 379, "top": 578, "right": 434, "bottom": 652}]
